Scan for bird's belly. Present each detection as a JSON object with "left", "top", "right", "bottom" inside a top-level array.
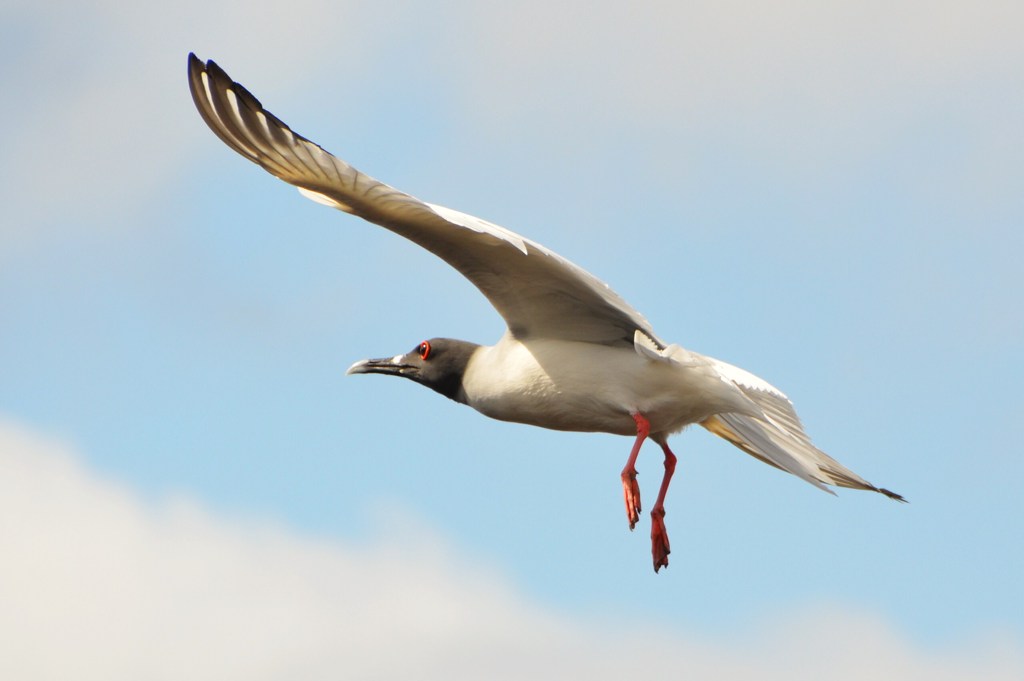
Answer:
[{"left": 462, "top": 339, "right": 726, "bottom": 436}]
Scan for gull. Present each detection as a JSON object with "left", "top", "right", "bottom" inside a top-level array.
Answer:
[{"left": 187, "top": 53, "right": 904, "bottom": 572}]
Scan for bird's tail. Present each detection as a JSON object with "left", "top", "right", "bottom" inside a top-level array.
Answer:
[
  {"left": 634, "top": 335, "right": 904, "bottom": 501},
  {"left": 701, "top": 414, "right": 903, "bottom": 501}
]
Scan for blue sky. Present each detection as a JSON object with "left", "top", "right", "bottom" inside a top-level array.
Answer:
[{"left": 2, "top": 1, "right": 1022, "bottom": 677}]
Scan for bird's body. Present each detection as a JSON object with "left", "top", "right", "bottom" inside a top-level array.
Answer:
[
  {"left": 460, "top": 334, "right": 756, "bottom": 437},
  {"left": 188, "top": 53, "right": 904, "bottom": 572}
]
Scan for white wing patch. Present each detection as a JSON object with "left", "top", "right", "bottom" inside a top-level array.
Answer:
[
  {"left": 226, "top": 88, "right": 243, "bottom": 120},
  {"left": 426, "top": 203, "right": 529, "bottom": 255},
  {"left": 297, "top": 186, "right": 356, "bottom": 213}
]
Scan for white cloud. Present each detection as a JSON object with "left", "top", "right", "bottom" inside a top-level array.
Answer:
[
  {"left": 431, "top": 1, "right": 1024, "bottom": 195},
  {"left": 451, "top": 2, "right": 1023, "bottom": 122},
  {"left": 5, "top": 0, "right": 1019, "bottom": 252},
  {"left": 0, "top": 0, "right": 380, "bottom": 250},
  {"left": 1, "top": 417, "right": 1020, "bottom": 680}
]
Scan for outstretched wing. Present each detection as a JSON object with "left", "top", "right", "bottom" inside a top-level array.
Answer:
[
  {"left": 188, "top": 54, "right": 661, "bottom": 348},
  {"left": 702, "top": 359, "right": 905, "bottom": 501}
]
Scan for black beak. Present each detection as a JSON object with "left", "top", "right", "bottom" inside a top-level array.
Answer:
[{"left": 346, "top": 356, "right": 418, "bottom": 377}]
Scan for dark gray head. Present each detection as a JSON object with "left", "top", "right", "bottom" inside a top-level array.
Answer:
[{"left": 346, "top": 338, "right": 480, "bottom": 403}]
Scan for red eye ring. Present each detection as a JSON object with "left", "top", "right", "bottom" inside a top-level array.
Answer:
[{"left": 418, "top": 340, "right": 431, "bottom": 360}]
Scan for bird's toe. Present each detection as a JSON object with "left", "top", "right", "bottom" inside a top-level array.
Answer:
[{"left": 651, "top": 507, "right": 671, "bottom": 572}]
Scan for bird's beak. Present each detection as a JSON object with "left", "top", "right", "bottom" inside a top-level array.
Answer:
[{"left": 346, "top": 355, "right": 416, "bottom": 377}]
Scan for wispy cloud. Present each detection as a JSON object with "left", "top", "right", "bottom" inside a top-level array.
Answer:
[
  {"left": 438, "top": 2, "right": 1023, "bottom": 160},
  {"left": 6, "top": 0, "right": 1020, "bottom": 245},
  {"left": 2, "top": 418, "right": 1020, "bottom": 680},
  {"left": 0, "top": 0, "right": 373, "bottom": 249}
]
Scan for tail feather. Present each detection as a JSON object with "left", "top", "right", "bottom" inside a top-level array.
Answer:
[
  {"left": 701, "top": 413, "right": 904, "bottom": 501},
  {"left": 701, "top": 357, "right": 905, "bottom": 502}
]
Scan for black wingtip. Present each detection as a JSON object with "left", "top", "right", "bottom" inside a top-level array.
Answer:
[
  {"left": 879, "top": 487, "right": 908, "bottom": 503},
  {"left": 187, "top": 52, "right": 216, "bottom": 67},
  {"left": 186, "top": 53, "right": 224, "bottom": 89},
  {"left": 187, "top": 52, "right": 205, "bottom": 75}
]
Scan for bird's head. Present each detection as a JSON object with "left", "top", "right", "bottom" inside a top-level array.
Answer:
[{"left": 346, "top": 338, "right": 480, "bottom": 403}]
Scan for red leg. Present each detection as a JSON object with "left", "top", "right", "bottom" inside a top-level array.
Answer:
[
  {"left": 620, "top": 413, "right": 649, "bottom": 530},
  {"left": 649, "top": 439, "right": 677, "bottom": 573}
]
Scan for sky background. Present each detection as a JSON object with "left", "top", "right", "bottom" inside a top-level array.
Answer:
[{"left": 2, "top": 1, "right": 1022, "bottom": 678}]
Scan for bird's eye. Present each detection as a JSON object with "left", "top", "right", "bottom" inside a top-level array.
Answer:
[{"left": 417, "top": 341, "right": 431, "bottom": 360}]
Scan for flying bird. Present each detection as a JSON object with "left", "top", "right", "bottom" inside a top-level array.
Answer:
[{"left": 187, "top": 53, "right": 904, "bottom": 572}]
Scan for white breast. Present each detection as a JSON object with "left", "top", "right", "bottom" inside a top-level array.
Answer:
[{"left": 461, "top": 334, "right": 752, "bottom": 436}]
